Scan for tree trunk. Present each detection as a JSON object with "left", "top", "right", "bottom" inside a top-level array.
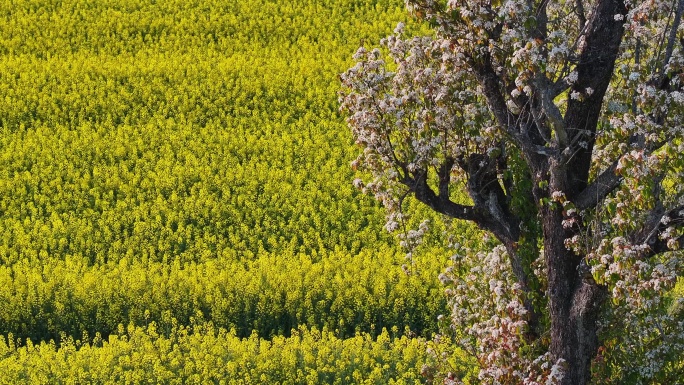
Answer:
[{"left": 541, "top": 206, "right": 606, "bottom": 385}]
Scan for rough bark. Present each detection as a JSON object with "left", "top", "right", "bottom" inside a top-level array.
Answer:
[
  {"left": 538, "top": 0, "right": 626, "bottom": 383},
  {"left": 539, "top": 203, "right": 605, "bottom": 384},
  {"left": 564, "top": 0, "right": 627, "bottom": 197}
]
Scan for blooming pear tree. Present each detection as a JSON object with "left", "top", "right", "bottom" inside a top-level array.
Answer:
[{"left": 340, "top": 0, "right": 684, "bottom": 383}]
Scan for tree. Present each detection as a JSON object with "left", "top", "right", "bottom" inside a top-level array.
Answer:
[{"left": 340, "top": 0, "right": 684, "bottom": 383}]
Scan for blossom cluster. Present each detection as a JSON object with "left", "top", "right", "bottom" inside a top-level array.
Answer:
[
  {"left": 586, "top": 234, "right": 683, "bottom": 380},
  {"left": 340, "top": 23, "right": 497, "bottom": 244},
  {"left": 434, "top": 244, "right": 564, "bottom": 384}
]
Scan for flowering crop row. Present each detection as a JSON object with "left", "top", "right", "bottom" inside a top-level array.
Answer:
[
  {"left": 0, "top": 249, "right": 447, "bottom": 344},
  {"left": 0, "top": 323, "right": 437, "bottom": 384}
]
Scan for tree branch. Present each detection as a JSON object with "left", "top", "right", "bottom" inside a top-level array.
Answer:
[
  {"left": 469, "top": 54, "right": 548, "bottom": 166},
  {"left": 534, "top": 73, "right": 569, "bottom": 147},
  {"left": 564, "top": 0, "right": 627, "bottom": 195},
  {"left": 404, "top": 153, "right": 523, "bottom": 245},
  {"left": 635, "top": 204, "right": 684, "bottom": 258},
  {"left": 574, "top": 139, "right": 668, "bottom": 210},
  {"left": 575, "top": 0, "right": 587, "bottom": 30},
  {"left": 400, "top": 172, "right": 477, "bottom": 221},
  {"left": 438, "top": 157, "right": 455, "bottom": 199},
  {"left": 461, "top": 153, "right": 521, "bottom": 242},
  {"left": 533, "top": 0, "right": 549, "bottom": 40},
  {"left": 660, "top": 0, "right": 684, "bottom": 79},
  {"left": 574, "top": 160, "right": 621, "bottom": 210},
  {"left": 470, "top": 54, "right": 515, "bottom": 134}
]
